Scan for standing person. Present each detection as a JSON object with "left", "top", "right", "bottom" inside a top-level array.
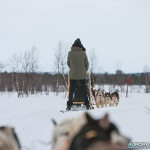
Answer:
[{"left": 66, "top": 38, "right": 90, "bottom": 110}]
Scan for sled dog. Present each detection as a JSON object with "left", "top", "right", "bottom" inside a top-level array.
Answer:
[
  {"left": 0, "top": 126, "right": 20, "bottom": 150},
  {"left": 104, "top": 92, "right": 112, "bottom": 107},
  {"left": 95, "top": 89, "right": 105, "bottom": 108},
  {"left": 52, "top": 113, "right": 87, "bottom": 150},
  {"left": 111, "top": 92, "right": 119, "bottom": 106},
  {"left": 52, "top": 112, "right": 130, "bottom": 150}
]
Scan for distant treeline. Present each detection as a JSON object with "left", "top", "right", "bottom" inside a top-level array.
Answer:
[
  {"left": 0, "top": 70, "right": 150, "bottom": 96},
  {"left": 95, "top": 71, "right": 150, "bottom": 85},
  {"left": 0, "top": 72, "right": 67, "bottom": 97}
]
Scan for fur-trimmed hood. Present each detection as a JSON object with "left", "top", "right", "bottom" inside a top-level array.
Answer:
[{"left": 71, "top": 46, "right": 83, "bottom": 51}]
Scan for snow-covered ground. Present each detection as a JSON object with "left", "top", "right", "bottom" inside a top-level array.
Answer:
[{"left": 0, "top": 90, "right": 150, "bottom": 150}]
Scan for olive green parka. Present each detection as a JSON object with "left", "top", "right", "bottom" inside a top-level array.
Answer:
[{"left": 67, "top": 47, "right": 89, "bottom": 80}]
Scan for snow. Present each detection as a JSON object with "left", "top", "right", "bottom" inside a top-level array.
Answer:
[{"left": 0, "top": 90, "right": 150, "bottom": 150}]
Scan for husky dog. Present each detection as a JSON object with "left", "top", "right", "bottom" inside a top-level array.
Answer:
[
  {"left": 69, "top": 113, "right": 130, "bottom": 150},
  {"left": 111, "top": 92, "right": 119, "bottom": 106},
  {"left": 0, "top": 126, "right": 21, "bottom": 150},
  {"left": 52, "top": 113, "right": 130, "bottom": 150},
  {"left": 51, "top": 118, "right": 73, "bottom": 150},
  {"left": 104, "top": 92, "right": 112, "bottom": 107},
  {"left": 51, "top": 114, "right": 87, "bottom": 150},
  {"left": 95, "top": 89, "right": 105, "bottom": 108},
  {"left": 52, "top": 114, "right": 87, "bottom": 150}
]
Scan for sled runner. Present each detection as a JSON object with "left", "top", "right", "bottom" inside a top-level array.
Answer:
[{"left": 68, "top": 72, "right": 94, "bottom": 109}]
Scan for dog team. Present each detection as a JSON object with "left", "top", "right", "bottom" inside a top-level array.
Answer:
[{"left": 91, "top": 89, "right": 119, "bottom": 108}]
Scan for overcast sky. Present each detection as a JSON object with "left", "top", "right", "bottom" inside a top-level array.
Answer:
[{"left": 0, "top": 0, "right": 150, "bottom": 73}]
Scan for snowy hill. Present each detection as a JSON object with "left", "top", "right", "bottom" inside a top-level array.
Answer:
[{"left": 0, "top": 91, "right": 150, "bottom": 150}]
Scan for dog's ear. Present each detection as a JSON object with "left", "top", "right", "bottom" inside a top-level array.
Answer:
[
  {"left": 52, "top": 119, "right": 57, "bottom": 126},
  {"left": 1, "top": 127, "right": 13, "bottom": 136},
  {"left": 85, "top": 112, "right": 94, "bottom": 123},
  {"left": 99, "top": 113, "right": 110, "bottom": 129},
  {"left": 0, "top": 126, "right": 6, "bottom": 131},
  {"left": 12, "top": 128, "right": 21, "bottom": 149}
]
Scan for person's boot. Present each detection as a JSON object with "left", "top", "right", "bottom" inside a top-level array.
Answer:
[
  {"left": 86, "top": 104, "right": 90, "bottom": 110},
  {"left": 66, "top": 106, "right": 71, "bottom": 111}
]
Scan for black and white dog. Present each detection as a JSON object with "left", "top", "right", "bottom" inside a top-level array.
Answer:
[
  {"left": 52, "top": 113, "right": 130, "bottom": 150},
  {"left": 111, "top": 92, "right": 119, "bottom": 106}
]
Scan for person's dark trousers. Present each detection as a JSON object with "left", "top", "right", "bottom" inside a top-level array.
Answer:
[{"left": 67, "top": 79, "right": 89, "bottom": 109}]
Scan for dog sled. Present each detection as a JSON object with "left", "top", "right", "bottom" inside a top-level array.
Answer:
[{"left": 68, "top": 72, "right": 94, "bottom": 110}]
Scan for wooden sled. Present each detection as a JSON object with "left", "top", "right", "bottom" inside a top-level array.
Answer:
[{"left": 68, "top": 72, "right": 94, "bottom": 109}]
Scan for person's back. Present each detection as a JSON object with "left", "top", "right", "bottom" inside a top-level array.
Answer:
[
  {"left": 66, "top": 39, "right": 90, "bottom": 110},
  {"left": 67, "top": 46, "right": 88, "bottom": 80}
]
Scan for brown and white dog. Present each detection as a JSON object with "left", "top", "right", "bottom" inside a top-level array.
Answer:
[
  {"left": 95, "top": 89, "right": 105, "bottom": 108},
  {"left": 52, "top": 113, "right": 130, "bottom": 150},
  {"left": 104, "top": 92, "right": 113, "bottom": 107},
  {"left": 0, "top": 126, "right": 20, "bottom": 150}
]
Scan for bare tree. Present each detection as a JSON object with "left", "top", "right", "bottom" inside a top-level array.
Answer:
[
  {"left": 10, "top": 52, "right": 24, "bottom": 97},
  {"left": 54, "top": 41, "right": 68, "bottom": 95},
  {"left": 115, "top": 60, "right": 124, "bottom": 93},
  {"left": 115, "top": 60, "right": 123, "bottom": 72},
  {"left": 0, "top": 63, "right": 5, "bottom": 71},
  {"left": 60, "top": 43, "right": 69, "bottom": 91},
  {"left": 21, "top": 47, "right": 39, "bottom": 95},
  {"left": 28, "top": 47, "right": 39, "bottom": 94},
  {"left": 89, "top": 49, "right": 97, "bottom": 73},
  {"left": 54, "top": 42, "right": 62, "bottom": 94},
  {"left": 0, "top": 62, "right": 5, "bottom": 91},
  {"left": 9, "top": 47, "right": 39, "bottom": 97}
]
